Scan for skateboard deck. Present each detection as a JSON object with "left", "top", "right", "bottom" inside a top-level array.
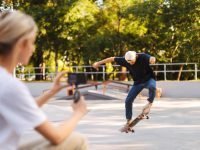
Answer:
[{"left": 120, "top": 104, "right": 151, "bottom": 133}]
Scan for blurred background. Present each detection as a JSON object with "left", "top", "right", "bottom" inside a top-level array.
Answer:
[{"left": 1, "top": 0, "right": 199, "bottom": 81}]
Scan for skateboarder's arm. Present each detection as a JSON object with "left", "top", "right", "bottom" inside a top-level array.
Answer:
[
  {"left": 35, "top": 96, "right": 88, "bottom": 145},
  {"left": 92, "top": 57, "right": 115, "bottom": 69},
  {"left": 149, "top": 56, "right": 156, "bottom": 64}
]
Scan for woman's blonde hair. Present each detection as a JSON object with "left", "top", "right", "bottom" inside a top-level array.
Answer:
[{"left": 0, "top": 10, "right": 37, "bottom": 55}]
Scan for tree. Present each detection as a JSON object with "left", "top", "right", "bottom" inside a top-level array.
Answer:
[
  {"left": 18, "top": 0, "right": 79, "bottom": 79},
  {"left": 12, "top": 0, "right": 199, "bottom": 80}
]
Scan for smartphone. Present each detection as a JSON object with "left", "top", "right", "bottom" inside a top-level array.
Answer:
[
  {"left": 67, "top": 73, "right": 87, "bottom": 103},
  {"left": 67, "top": 73, "right": 87, "bottom": 85}
]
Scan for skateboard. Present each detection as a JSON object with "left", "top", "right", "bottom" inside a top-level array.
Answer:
[{"left": 120, "top": 104, "right": 151, "bottom": 133}]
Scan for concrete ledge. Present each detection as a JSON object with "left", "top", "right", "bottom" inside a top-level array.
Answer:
[
  {"left": 24, "top": 81, "right": 200, "bottom": 98},
  {"left": 156, "top": 81, "right": 200, "bottom": 98}
]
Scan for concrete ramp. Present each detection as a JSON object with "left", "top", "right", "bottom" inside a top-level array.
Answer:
[{"left": 57, "top": 90, "right": 122, "bottom": 100}]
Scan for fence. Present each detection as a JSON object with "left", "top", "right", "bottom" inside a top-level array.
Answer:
[{"left": 14, "top": 63, "right": 199, "bottom": 81}]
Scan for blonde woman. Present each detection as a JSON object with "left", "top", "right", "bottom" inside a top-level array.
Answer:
[{"left": 0, "top": 10, "right": 88, "bottom": 150}]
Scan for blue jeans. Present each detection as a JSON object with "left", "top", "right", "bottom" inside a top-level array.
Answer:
[{"left": 125, "top": 78, "right": 156, "bottom": 120}]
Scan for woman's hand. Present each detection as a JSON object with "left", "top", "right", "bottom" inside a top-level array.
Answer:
[
  {"left": 71, "top": 96, "right": 88, "bottom": 118},
  {"left": 36, "top": 71, "right": 69, "bottom": 107},
  {"left": 50, "top": 71, "right": 68, "bottom": 93}
]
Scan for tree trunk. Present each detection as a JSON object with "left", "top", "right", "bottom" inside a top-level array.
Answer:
[
  {"left": 34, "top": 50, "right": 43, "bottom": 80},
  {"left": 55, "top": 49, "right": 58, "bottom": 75},
  {"left": 177, "top": 65, "right": 183, "bottom": 81}
]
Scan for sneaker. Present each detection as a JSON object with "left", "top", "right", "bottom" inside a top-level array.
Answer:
[
  {"left": 126, "top": 119, "right": 132, "bottom": 125},
  {"left": 120, "top": 120, "right": 131, "bottom": 132}
]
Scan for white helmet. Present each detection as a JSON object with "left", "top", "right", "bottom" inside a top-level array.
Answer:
[{"left": 125, "top": 51, "right": 136, "bottom": 61}]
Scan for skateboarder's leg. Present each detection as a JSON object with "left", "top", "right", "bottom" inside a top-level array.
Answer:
[
  {"left": 125, "top": 84, "right": 144, "bottom": 121},
  {"left": 144, "top": 78, "right": 156, "bottom": 103}
]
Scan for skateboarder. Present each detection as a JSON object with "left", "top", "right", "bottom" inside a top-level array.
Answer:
[{"left": 92, "top": 51, "right": 156, "bottom": 127}]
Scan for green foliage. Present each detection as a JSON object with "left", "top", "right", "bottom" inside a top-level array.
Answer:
[{"left": 4, "top": 0, "right": 198, "bottom": 80}]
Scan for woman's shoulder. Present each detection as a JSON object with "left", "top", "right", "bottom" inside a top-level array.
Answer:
[{"left": 0, "top": 71, "right": 27, "bottom": 97}]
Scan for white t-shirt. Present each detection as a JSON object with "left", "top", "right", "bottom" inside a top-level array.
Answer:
[{"left": 0, "top": 67, "right": 47, "bottom": 150}]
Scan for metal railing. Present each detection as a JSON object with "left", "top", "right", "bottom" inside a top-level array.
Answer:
[{"left": 14, "top": 63, "right": 199, "bottom": 81}]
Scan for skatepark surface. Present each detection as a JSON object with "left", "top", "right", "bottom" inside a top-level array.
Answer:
[{"left": 19, "top": 97, "right": 200, "bottom": 150}]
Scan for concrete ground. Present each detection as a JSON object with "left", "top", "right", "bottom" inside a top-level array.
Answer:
[{"left": 20, "top": 97, "right": 200, "bottom": 150}]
